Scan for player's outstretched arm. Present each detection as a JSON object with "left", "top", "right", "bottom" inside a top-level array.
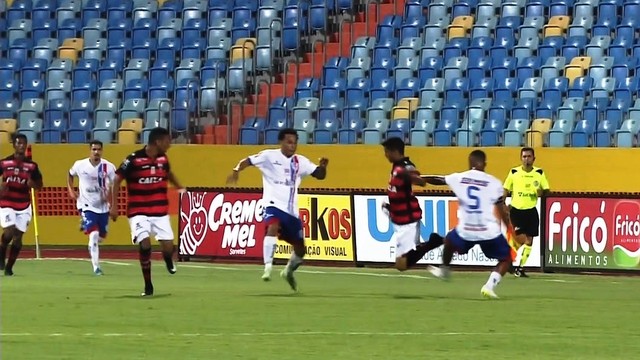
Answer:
[
  {"left": 311, "top": 157, "right": 329, "bottom": 180},
  {"left": 226, "top": 157, "right": 252, "bottom": 185},
  {"left": 168, "top": 171, "right": 185, "bottom": 192},
  {"left": 420, "top": 175, "right": 447, "bottom": 186},
  {"left": 28, "top": 167, "right": 43, "bottom": 191},
  {"left": 494, "top": 197, "right": 511, "bottom": 229}
]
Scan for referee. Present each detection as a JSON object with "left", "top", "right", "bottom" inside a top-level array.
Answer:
[{"left": 503, "top": 147, "right": 550, "bottom": 278}]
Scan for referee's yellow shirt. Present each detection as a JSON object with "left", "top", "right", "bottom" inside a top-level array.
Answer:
[{"left": 503, "top": 166, "right": 550, "bottom": 210}]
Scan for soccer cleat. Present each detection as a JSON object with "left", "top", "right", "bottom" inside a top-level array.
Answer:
[
  {"left": 166, "top": 261, "right": 177, "bottom": 275},
  {"left": 0, "top": 261, "right": 5, "bottom": 271},
  {"left": 4, "top": 268, "right": 13, "bottom": 276},
  {"left": 262, "top": 264, "right": 272, "bottom": 281},
  {"left": 141, "top": 284, "right": 154, "bottom": 297},
  {"left": 481, "top": 286, "right": 499, "bottom": 299},
  {"left": 280, "top": 269, "right": 297, "bottom": 292},
  {"left": 94, "top": 268, "right": 104, "bottom": 276},
  {"left": 514, "top": 267, "right": 529, "bottom": 278},
  {"left": 428, "top": 265, "right": 450, "bottom": 281}
]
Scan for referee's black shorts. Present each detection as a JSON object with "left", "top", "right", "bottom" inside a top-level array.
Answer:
[{"left": 509, "top": 207, "right": 539, "bottom": 237}]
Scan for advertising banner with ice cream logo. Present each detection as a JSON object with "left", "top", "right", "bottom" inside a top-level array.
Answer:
[{"left": 545, "top": 196, "right": 640, "bottom": 271}]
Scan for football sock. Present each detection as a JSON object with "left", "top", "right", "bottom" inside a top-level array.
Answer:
[
  {"left": 0, "top": 232, "right": 11, "bottom": 265},
  {"left": 286, "top": 252, "right": 303, "bottom": 273},
  {"left": 139, "top": 247, "right": 152, "bottom": 286},
  {"left": 6, "top": 242, "right": 21, "bottom": 271},
  {"left": 519, "top": 244, "right": 532, "bottom": 268},
  {"left": 406, "top": 233, "right": 444, "bottom": 268},
  {"left": 484, "top": 271, "right": 502, "bottom": 291},
  {"left": 263, "top": 236, "right": 277, "bottom": 266},
  {"left": 162, "top": 247, "right": 174, "bottom": 270},
  {"left": 88, "top": 231, "right": 100, "bottom": 271}
]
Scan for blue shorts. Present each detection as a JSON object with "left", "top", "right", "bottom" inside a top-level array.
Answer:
[
  {"left": 263, "top": 206, "right": 303, "bottom": 243},
  {"left": 81, "top": 210, "right": 109, "bottom": 238},
  {"left": 446, "top": 229, "right": 512, "bottom": 261}
]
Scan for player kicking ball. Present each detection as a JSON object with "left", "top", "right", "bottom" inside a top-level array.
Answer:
[
  {"left": 227, "top": 128, "right": 328, "bottom": 290},
  {"left": 67, "top": 140, "right": 116, "bottom": 275},
  {"left": 421, "top": 150, "right": 514, "bottom": 299}
]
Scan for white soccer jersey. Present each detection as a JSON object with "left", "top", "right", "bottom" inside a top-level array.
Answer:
[
  {"left": 248, "top": 149, "right": 318, "bottom": 216},
  {"left": 445, "top": 169, "right": 504, "bottom": 241},
  {"left": 69, "top": 159, "right": 117, "bottom": 213}
]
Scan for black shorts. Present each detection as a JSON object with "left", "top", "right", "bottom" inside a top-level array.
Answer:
[{"left": 510, "top": 207, "right": 539, "bottom": 237}]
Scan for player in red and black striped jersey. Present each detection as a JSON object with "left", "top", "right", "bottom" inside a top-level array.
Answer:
[
  {"left": 0, "top": 134, "right": 43, "bottom": 276},
  {"left": 110, "top": 127, "right": 185, "bottom": 297},
  {"left": 381, "top": 138, "right": 443, "bottom": 272}
]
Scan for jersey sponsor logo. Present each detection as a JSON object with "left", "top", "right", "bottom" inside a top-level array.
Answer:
[
  {"left": 138, "top": 177, "right": 163, "bottom": 184},
  {"left": 5, "top": 176, "right": 26, "bottom": 184}
]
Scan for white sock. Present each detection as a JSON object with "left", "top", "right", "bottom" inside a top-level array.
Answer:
[
  {"left": 485, "top": 271, "right": 502, "bottom": 290},
  {"left": 286, "top": 252, "right": 303, "bottom": 273},
  {"left": 263, "top": 236, "right": 277, "bottom": 268},
  {"left": 89, "top": 231, "right": 100, "bottom": 271}
]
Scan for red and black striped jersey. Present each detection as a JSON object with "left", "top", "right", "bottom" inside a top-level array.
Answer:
[
  {"left": 0, "top": 155, "right": 42, "bottom": 211},
  {"left": 387, "top": 157, "right": 422, "bottom": 225},
  {"left": 116, "top": 148, "right": 170, "bottom": 218}
]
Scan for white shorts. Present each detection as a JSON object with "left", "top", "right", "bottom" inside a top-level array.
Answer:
[
  {"left": 391, "top": 221, "right": 421, "bottom": 258},
  {"left": 128, "top": 215, "right": 174, "bottom": 244},
  {"left": 0, "top": 206, "right": 32, "bottom": 233}
]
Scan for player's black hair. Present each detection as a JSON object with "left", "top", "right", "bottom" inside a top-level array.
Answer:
[
  {"left": 278, "top": 128, "right": 298, "bottom": 141},
  {"left": 148, "top": 127, "right": 170, "bottom": 145},
  {"left": 89, "top": 140, "right": 103, "bottom": 148},
  {"left": 521, "top": 147, "right": 535, "bottom": 156},
  {"left": 12, "top": 133, "right": 27, "bottom": 144},
  {"left": 469, "top": 149, "right": 487, "bottom": 163},
  {"left": 381, "top": 137, "right": 405, "bottom": 155}
]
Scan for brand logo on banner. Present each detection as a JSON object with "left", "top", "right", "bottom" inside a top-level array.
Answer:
[
  {"left": 179, "top": 191, "right": 265, "bottom": 258},
  {"left": 354, "top": 195, "right": 541, "bottom": 267},
  {"left": 546, "top": 197, "right": 640, "bottom": 270},
  {"left": 274, "top": 194, "right": 354, "bottom": 261}
]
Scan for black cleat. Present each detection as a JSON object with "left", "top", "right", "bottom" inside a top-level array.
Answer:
[
  {"left": 141, "top": 284, "right": 154, "bottom": 297},
  {"left": 166, "top": 261, "right": 177, "bottom": 275},
  {"left": 514, "top": 267, "right": 529, "bottom": 278},
  {"left": 4, "top": 268, "right": 14, "bottom": 276}
]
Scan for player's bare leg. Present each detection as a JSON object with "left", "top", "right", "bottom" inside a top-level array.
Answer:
[
  {"left": 0, "top": 227, "right": 15, "bottom": 271},
  {"left": 281, "top": 240, "right": 304, "bottom": 292},
  {"left": 395, "top": 233, "right": 444, "bottom": 272},
  {"left": 262, "top": 224, "right": 279, "bottom": 281},
  {"left": 159, "top": 240, "right": 176, "bottom": 275},
  {"left": 515, "top": 235, "right": 533, "bottom": 278},
  {"left": 3, "top": 228, "right": 23, "bottom": 276},
  {"left": 481, "top": 258, "right": 511, "bottom": 299},
  {"left": 428, "top": 236, "right": 453, "bottom": 280},
  {"left": 138, "top": 237, "right": 154, "bottom": 296}
]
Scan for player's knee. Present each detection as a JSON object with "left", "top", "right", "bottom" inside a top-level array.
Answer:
[{"left": 266, "top": 224, "right": 279, "bottom": 236}]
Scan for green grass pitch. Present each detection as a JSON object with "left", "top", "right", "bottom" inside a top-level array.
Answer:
[{"left": 2, "top": 259, "right": 640, "bottom": 359}]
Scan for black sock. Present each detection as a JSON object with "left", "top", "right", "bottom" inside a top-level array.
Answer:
[
  {"left": 0, "top": 233, "right": 12, "bottom": 265},
  {"left": 405, "top": 233, "right": 444, "bottom": 268},
  {"left": 6, "top": 243, "right": 22, "bottom": 271},
  {"left": 139, "top": 247, "right": 152, "bottom": 286}
]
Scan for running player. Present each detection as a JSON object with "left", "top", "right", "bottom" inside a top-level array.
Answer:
[
  {"left": 67, "top": 140, "right": 116, "bottom": 275},
  {"left": 0, "top": 134, "right": 43, "bottom": 276},
  {"left": 380, "top": 137, "right": 444, "bottom": 271},
  {"left": 503, "top": 147, "right": 550, "bottom": 277},
  {"left": 226, "top": 128, "right": 328, "bottom": 291},
  {"left": 110, "top": 127, "right": 185, "bottom": 296},
  {"left": 422, "top": 150, "right": 513, "bottom": 299}
]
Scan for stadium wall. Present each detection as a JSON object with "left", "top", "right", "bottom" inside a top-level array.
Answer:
[{"left": 1, "top": 143, "right": 637, "bottom": 247}]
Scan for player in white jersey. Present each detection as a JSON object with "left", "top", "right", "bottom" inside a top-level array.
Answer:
[
  {"left": 421, "top": 150, "right": 514, "bottom": 299},
  {"left": 227, "top": 128, "right": 329, "bottom": 291},
  {"left": 67, "top": 140, "right": 116, "bottom": 275}
]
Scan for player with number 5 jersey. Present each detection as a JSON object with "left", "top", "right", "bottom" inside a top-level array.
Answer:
[{"left": 422, "top": 150, "right": 514, "bottom": 299}]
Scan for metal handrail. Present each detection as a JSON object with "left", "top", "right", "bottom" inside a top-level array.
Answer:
[
  {"left": 365, "top": 0, "right": 381, "bottom": 39},
  {"left": 181, "top": 78, "right": 200, "bottom": 143},
  {"left": 338, "top": 16, "right": 355, "bottom": 58},
  {"left": 269, "top": 18, "right": 283, "bottom": 71},
  {"left": 212, "top": 59, "right": 227, "bottom": 124},
  {"left": 282, "top": 58, "right": 296, "bottom": 99},
  {"left": 157, "top": 98, "right": 172, "bottom": 131},
  {"left": 254, "top": 78, "right": 272, "bottom": 123},
  {"left": 226, "top": 99, "right": 244, "bottom": 144},
  {"left": 311, "top": 38, "right": 326, "bottom": 79}
]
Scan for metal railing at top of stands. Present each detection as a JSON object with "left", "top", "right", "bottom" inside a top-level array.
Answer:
[
  {"left": 254, "top": 78, "right": 271, "bottom": 123},
  {"left": 338, "top": 16, "right": 355, "bottom": 58},
  {"left": 365, "top": 0, "right": 381, "bottom": 47},
  {"left": 181, "top": 78, "right": 200, "bottom": 143},
  {"left": 212, "top": 58, "right": 227, "bottom": 123},
  {"left": 269, "top": 18, "right": 284, "bottom": 71},
  {"left": 282, "top": 58, "right": 298, "bottom": 100},
  {"left": 311, "top": 38, "right": 328, "bottom": 83},
  {"left": 227, "top": 98, "right": 244, "bottom": 144},
  {"left": 156, "top": 98, "right": 172, "bottom": 143}
]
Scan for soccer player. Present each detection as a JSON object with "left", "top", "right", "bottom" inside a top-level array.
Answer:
[
  {"left": 67, "top": 140, "right": 116, "bottom": 275},
  {"left": 422, "top": 150, "right": 513, "bottom": 299},
  {"left": 226, "top": 128, "right": 328, "bottom": 290},
  {"left": 110, "top": 127, "right": 185, "bottom": 297},
  {"left": 380, "top": 137, "right": 444, "bottom": 272},
  {"left": 0, "top": 134, "right": 43, "bottom": 276},
  {"left": 503, "top": 147, "right": 550, "bottom": 278}
]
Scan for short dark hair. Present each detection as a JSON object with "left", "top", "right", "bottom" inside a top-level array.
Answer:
[
  {"left": 470, "top": 149, "right": 486, "bottom": 162},
  {"left": 148, "top": 127, "right": 170, "bottom": 144},
  {"left": 521, "top": 147, "right": 535, "bottom": 156},
  {"left": 278, "top": 128, "right": 298, "bottom": 141},
  {"left": 12, "top": 133, "right": 27, "bottom": 144},
  {"left": 89, "top": 140, "right": 103, "bottom": 148},
  {"left": 382, "top": 137, "right": 405, "bottom": 155}
]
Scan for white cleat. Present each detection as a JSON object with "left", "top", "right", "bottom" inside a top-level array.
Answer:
[
  {"left": 481, "top": 286, "right": 499, "bottom": 299},
  {"left": 262, "top": 264, "right": 272, "bottom": 281},
  {"left": 428, "top": 265, "right": 450, "bottom": 281}
]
